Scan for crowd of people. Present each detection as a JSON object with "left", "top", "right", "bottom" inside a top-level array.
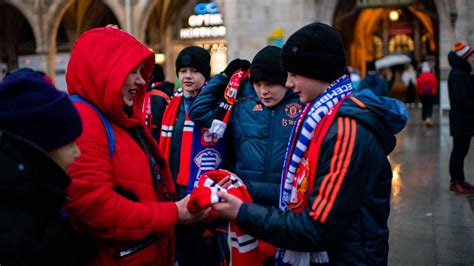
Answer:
[{"left": 0, "top": 21, "right": 473, "bottom": 265}]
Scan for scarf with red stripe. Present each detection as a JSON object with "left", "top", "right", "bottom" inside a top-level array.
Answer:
[
  {"left": 187, "top": 170, "right": 265, "bottom": 266},
  {"left": 159, "top": 93, "right": 225, "bottom": 191},
  {"left": 209, "top": 69, "right": 250, "bottom": 139},
  {"left": 276, "top": 75, "right": 353, "bottom": 265}
]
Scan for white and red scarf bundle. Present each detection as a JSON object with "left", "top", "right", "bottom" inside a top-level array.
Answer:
[{"left": 187, "top": 170, "right": 264, "bottom": 266}]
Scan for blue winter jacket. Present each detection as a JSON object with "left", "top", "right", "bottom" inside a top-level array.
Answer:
[
  {"left": 236, "top": 89, "right": 407, "bottom": 265},
  {"left": 189, "top": 73, "right": 302, "bottom": 206}
]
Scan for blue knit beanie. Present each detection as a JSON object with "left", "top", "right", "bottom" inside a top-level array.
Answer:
[{"left": 0, "top": 69, "right": 82, "bottom": 152}]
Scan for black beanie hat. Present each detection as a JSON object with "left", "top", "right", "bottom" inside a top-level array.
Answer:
[
  {"left": 150, "top": 64, "right": 165, "bottom": 83},
  {"left": 176, "top": 46, "right": 211, "bottom": 80},
  {"left": 366, "top": 60, "right": 376, "bottom": 72},
  {"left": 280, "top": 22, "right": 346, "bottom": 83},
  {"left": 250, "top": 46, "right": 288, "bottom": 87},
  {"left": 0, "top": 70, "right": 83, "bottom": 152}
]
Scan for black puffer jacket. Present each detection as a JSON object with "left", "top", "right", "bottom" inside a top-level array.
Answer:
[
  {"left": 447, "top": 51, "right": 474, "bottom": 137},
  {"left": 0, "top": 131, "right": 93, "bottom": 266}
]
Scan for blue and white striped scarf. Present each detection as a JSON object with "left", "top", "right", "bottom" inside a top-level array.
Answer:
[{"left": 276, "top": 75, "right": 353, "bottom": 266}]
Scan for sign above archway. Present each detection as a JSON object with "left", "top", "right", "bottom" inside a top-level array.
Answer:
[
  {"left": 180, "top": 2, "right": 226, "bottom": 39},
  {"left": 356, "top": 0, "right": 414, "bottom": 8}
]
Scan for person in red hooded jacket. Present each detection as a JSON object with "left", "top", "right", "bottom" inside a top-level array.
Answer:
[
  {"left": 416, "top": 61, "right": 438, "bottom": 127},
  {"left": 65, "top": 27, "right": 208, "bottom": 266}
]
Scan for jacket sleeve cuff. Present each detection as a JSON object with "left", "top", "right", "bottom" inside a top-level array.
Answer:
[
  {"left": 236, "top": 203, "right": 257, "bottom": 228},
  {"left": 153, "top": 201, "right": 179, "bottom": 231}
]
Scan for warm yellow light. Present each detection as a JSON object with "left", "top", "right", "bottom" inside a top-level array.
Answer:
[
  {"left": 389, "top": 10, "right": 399, "bottom": 21},
  {"left": 155, "top": 53, "right": 165, "bottom": 64}
]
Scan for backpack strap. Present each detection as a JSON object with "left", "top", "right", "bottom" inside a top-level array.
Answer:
[
  {"left": 149, "top": 89, "right": 171, "bottom": 103},
  {"left": 70, "top": 95, "right": 115, "bottom": 158}
]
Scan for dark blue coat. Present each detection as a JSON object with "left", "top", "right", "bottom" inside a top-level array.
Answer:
[
  {"left": 0, "top": 131, "right": 95, "bottom": 265},
  {"left": 189, "top": 73, "right": 302, "bottom": 206},
  {"left": 235, "top": 90, "right": 407, "bottom": 265},
  {"left": 447, "top": 51, "right": 474, "bottom": 137}
]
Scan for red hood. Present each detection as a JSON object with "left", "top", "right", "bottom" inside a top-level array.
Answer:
[{"left": 66, "top": 27, "right": 155, "bottom": 128}]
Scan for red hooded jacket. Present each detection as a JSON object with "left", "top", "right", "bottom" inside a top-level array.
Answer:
[
  {"left": 416, "top": 72, "right": 438, "bottom": 95},
  {"left": 66, "top": 27, "right": 177, "bottom": 266}
]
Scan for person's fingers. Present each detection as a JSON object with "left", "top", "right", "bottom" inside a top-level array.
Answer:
[
  {"left": 217, "top": 176, "right": 230, "bottom": 186},
  {"left": 216, "top": 191, "right": 237, "bottom": 202}
]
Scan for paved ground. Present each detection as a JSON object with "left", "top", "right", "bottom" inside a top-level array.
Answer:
[{"left": 388, "top": 107, "right": 474, "bottom": 265}]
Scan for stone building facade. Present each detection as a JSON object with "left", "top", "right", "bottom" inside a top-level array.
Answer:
[{"left": 1, "top": 0, "right": 473, "bottom": 106}]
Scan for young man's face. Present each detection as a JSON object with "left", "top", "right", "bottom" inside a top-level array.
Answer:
[
  {"left": 49, "top": 142, "right": 81, "bottom": 169},
  {"left": 253, "top": 81, "right": 287, "bottom": 108},
  {"left": 285, "top": 72, "right": 330, "bottom": 103},
  {"left": 178, "top": 67, "right": 206, "bottom": 97}
]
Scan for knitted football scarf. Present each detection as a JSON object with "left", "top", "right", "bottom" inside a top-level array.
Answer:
[
  {"left": 209, "top": 69, "right": 250, "bottom": 139},
  {"left": 159, "top": 94, "right": 226, "bottom": 192},
  {"left": 277, "top": 75, "right": 353, "bottom": 266},
  {"left": 188, "top": 170, "right": 263, "bottom": 266}
]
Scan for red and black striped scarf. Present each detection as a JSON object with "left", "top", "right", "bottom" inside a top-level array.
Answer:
[{"left": 159, "top": 94, "right": 195, "bottom": 186}]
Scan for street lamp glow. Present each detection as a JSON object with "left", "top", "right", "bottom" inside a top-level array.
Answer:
[
  {"left": 155, "top": 53, "right": 165, "bottom": 64},
  {"left": 389, "top": 10, "right": 399, "bottom": 22}
]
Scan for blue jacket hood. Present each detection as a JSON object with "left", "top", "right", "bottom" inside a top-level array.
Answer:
[{"left": 338, "top": 89, "right": 408, "bottom": 154}]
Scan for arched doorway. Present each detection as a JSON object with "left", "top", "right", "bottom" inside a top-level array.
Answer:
[
  {"left": 0, "top": 2, "right": 36, "bottom": 78},
  {"left": 333, "top": 0, "right": 438, "bottom": 100},
  {"left": 53, "top": 0, "right": 119, "bottom": 90},
  {"left": 57, "top": 0, "right": 120, "bottom": 51},
  {"left": 144, "top": 0, "right": 189, "bottom": 66}
]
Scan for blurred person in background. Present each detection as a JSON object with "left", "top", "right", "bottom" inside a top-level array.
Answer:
[
  {"left": 416, "top": 62, "right": 437, "bottom": 127},
  {"left": 359, "top": 60, "right": 389, "bottom": 96},
  {"left": 402, "top": 63, "right": 418, "bottom": 108},
  {"left": 142, "top": 64, "right": 175, "bottom": 142},
  {"left": 447, "top": 42, "right": 474, "bottom": 196}
]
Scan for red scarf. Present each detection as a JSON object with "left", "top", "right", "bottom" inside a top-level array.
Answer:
[
  {"left": 187, "top": 170, "right": 265, "bottom": 266},
  {"left": 159, "top": 95, "right": 195, "bottom": 186}
]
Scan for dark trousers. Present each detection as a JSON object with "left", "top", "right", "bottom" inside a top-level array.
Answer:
[
  {"left": 449, "top": 136, "right": 472, "bottom": 183},
  {"left": 420, "top": 95, "right": 434, "bottom": 120},
  {"left": 175, "top": 221, "right": 229, "bottom": 266},
  {"left": 405, "top": 83, "right": 416, "bottom": 104}
]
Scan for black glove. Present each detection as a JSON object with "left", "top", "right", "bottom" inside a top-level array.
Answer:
[{"left": 223, "top": 59, "right": 250, "bottom": 77}]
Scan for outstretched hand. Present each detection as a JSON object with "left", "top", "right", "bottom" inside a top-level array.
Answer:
[
  {"left": 212, "top": 191, "right": 243, "bottom": 220},
  {"left": 175, "top": 195, "right": 210, "bottom": 224}
]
